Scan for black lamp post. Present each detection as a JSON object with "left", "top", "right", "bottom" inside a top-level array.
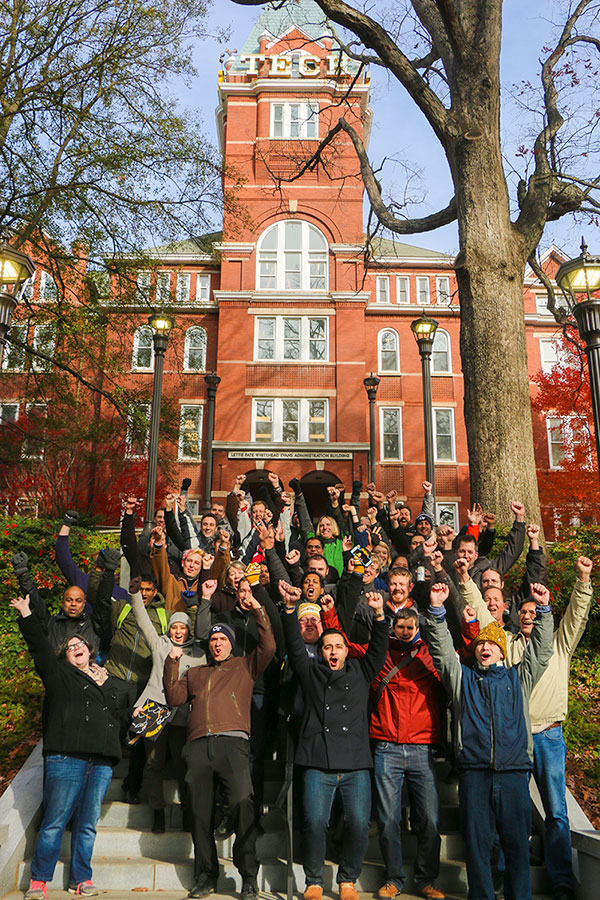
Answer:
[
  {"left": 0, "top": 242, "right": 36, "bottom": 364},
  {"left": 411, "top": 310, "right": 439, "bottom": 494},
  {"left": 363, "top": 372, "right": 381, "bottom": 484},
  {"left": 144, "top": 312, "right": 175, "bottom": 527},
  {"left": 203, "top": 371, "right": 221, "bottom": 509},
  {"left": 555, "top": 238, "right": 600, "bottom": 478}
]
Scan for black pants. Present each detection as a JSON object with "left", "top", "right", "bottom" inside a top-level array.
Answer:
[
  {"left": 183, "top": 735, "right": 258, "bottom": 882},
  {"left": 145, "top": 724, "right": 187, "bottom": 811}
]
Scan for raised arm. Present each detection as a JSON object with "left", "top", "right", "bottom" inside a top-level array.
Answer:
[
  {"left": 555, "top": 556, "right": 593, "bottom": 657},
  {"left": 517, "top": 583, "right": 555, "bottom": 699},
  {"left": 55, "top": 511, "right": 88, "bottom": 591},
  {"left": 488, "top": 501, "right": 526, "bottom": 576},
  {"left": 423, "top": 582, "right": 463, "bottom": 700}
]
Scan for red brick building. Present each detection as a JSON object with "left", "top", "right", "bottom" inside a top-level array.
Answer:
[{"left": 0, "top": 0, "right": 569, "bottom": 529}]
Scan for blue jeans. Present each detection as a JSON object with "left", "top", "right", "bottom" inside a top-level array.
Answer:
[
  {"left": 302, "top": 768, "right": 371, "bottom": 886},
  {"left": 373, "top": 742, "right": 441, "bottom": 891},
  {"left": 32, "top": 754, "right": 113, "bottom": 885},
  {"left": 459, "top": 770, "right": 532, "bottom": 900},
  {"left": 533, "top": 726, "right": 572, "bottom": 890}
]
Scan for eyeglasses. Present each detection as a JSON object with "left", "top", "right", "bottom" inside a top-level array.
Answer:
[{"left": 66, "top": 640, "right": 87, "bottom": 652}]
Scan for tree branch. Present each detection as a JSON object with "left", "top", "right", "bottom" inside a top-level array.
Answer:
[{"left": 526, "top": 253, "right": 570, "bottom": 326}]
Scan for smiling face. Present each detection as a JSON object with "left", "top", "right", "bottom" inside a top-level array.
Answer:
[
  {"left": 410, "top": 534, "right": 424, "bottom": 553},
  {"left": 457, "top": 539, "right": 478, "bottom": 566},
  {"left": 182, "top": 552, "right": 202, "bottom": 579},
  {"left": 62, "top": 587, "right": 86, "bottom": 618},
  {"left": 201, "top": 515, "right": 217, "bottom": 538},
  {"left": 299, "top": 614, "right": 323, "bottom": 644},
  {"left": 518, "top": 600, "right": 537, "bottom": 637},
  {"left": 251, "top": 502, "right": 266, "bottom": 526},
  {"left": 398, "top": 506, "right": 411, "bottom": 527},
  {"left": 140, "top": 580, "right": 157, "bottom": 606},
  {"left": 372, "top": 544, "right": 389, "bottom": 568},
  {"left": 320, "top": 632, "right": 348, "bottom": 670},
  {"left": 474, "top": 640, "right": 503, "bottom": 667},
  {"left": 65, "top": 636, "right": 91, "bottom": 670},
  {"left": 169, "top": 622, "right": 189, "bottom": 644},
  {"left": 209, "top": 632, "right": 232, "bottom": 662},
  {"left": 388, "top": 572, "right": 412, "bottom": 607},
  {"left": 307, "top": 556, "right": 328, "bottom": 580},
  {"left": 302, "top": 573, "right": 323, "bottom": 602},
  {"left": 416, "top": 518, "right": 432, "bottom": 538},
  {"left": 306, "top": 537, "right": 324, "bottom": 558},
  {"left": 393, "top": 615, "right": 418, "bottom": 642},
  {"left": 317, "top": 517, "right": 334, "bottom": 539},
  {"left": 211, "top": 502, "right": 225, "bottom": 521},
  {"left": 484, "top": 587, "right": 507, "bottom": 623},
  {"left": 154, "top": 509, "right": 166, "bottom": 528}
]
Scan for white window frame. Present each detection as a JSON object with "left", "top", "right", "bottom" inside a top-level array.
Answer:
[
  {"left": 254, "top": 316, "right": 329, "bottom": 362},
  {"left": 544, "top": 415, "right": 592, "bottom": 470},
  {"left": 433, "top": 407, "right": 456, "bottom": 462},
  {"left": 156, "top": 271, "right": 171, "bottom": 305},
  {"left": 137, "top": 270, "right": 151, "bottom": 303},
  {"left": 196, "top": 273, "right": 211, "bottom": 303},
  {"left": 184, "top": 326, "right": 207, "bottom": 372},
  {"left": 539, "top": 337, "right": 562, "bottom": 374},
  {"left": 179, "top": 404, "right": 204, "bottom": 461},
  {"left": 39, "top": 271, "right": 57, "bottom": 302},
  {"left": 256, "top": 220, "right": 328, "bottom": 292},
  {"left": 270, "top": 101, "right": 319, "bottom": 139},
  {"left": 1, "top": 323, "right": 27, "bottom": 371},
  {"left": 21, "top": 271, "right": 35, "bottom": 302},
  {"left": 125, "top": 403, "right": 151, "bottom": 459},
  {"left": 251, "top": 398, "right": 329, "bottom": 443},
  {"left": 396, "top": 275, "right": 411, "bottom": 305},
  {"left": 175, "top": 272, "right": 191, "bottom": 304},
  {"left": 378, "top": 328, "right": 400, "bottom": 373},
  {"left": 0, "top": 401, "right": 19, "bottom": 424},
  {"left": 31, "top": 323, "right": 56, "bottom": 372},
  {"left": 379, "top": 406, "right": 403, "bottom": 460},
  {"left": 432, "top": 328, "right": 452, "bottom": 374},
  {"left": 22, "top": 403, "right": 48, "bottom": 459},
  {"left": 132, "top": 325, "right": 155, "bottom": 371},
  {"left": 436, "top": 502, "right": 459, "bottom": 530},
  {"left": 376, "top": 275, "right": 390, "bottom": 304},
  {"left": 417, "top": 276, "right": 430, "bottom": 305},
  {"left": 436, "top": 276, "right": 451, "bottom": 306}
]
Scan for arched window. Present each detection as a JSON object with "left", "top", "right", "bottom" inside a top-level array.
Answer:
[
  {"left": 432, "top": 329, "right": 451, "bottom": 374},
  {"left": 378, "top": 329, "right": 400, "bottom": 372},
  {"left": 184, "top": 326, "right": 207, "bottom": 371},
  {"left": 132, "top": 325, "right": 154, "bottom": 370},
  {"left": 257, "top": 220, "right": 328, "bottom": 291}
]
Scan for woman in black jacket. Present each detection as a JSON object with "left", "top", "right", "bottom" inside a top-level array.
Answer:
[{"left": 12, "top": 594, "right": 125, "bottom": 900}]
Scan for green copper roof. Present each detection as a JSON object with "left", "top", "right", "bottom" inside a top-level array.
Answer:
[{"left": 369, "top": 236, "right": 453, "bottom": 260}]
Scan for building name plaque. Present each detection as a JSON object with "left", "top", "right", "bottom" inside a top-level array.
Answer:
[
  {"left": 229, "top": 450, "right": 354, "bottom": 460},
  {"left": 239, "top": 54, "right": 357, "bottom": 76}
]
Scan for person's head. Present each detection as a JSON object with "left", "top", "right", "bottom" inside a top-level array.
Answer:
[
  {"left": 372, "top": 542, "right": 391, "bottom": 570},
  {"left": 154, "top": 508, "right": 166, "bottom": 528},
  {"left": 317, "top": 515, "right": 339, "bottom": 540},
  {"left": 397, "top": 504, "right": 412, "bottom": 527},
  {"left": 318, "top": 628, "right": 348, "bottom": 670},
  {"left": 200, "top": 514, "right": 217, "bottom": 538},
  {"left": 473, "top": 621, "right": 507, "bottom": 667},
  {"left": 391, "top": 556, "right": 409, "bottom": 571},
  {"left": 415, "top": 513, "right": 434, "bottom": 538},
  {"left": 302, "top": 572, "right": 324, "bottom": 602},
  {"left": 306, "top": 554, "right": 329, "bottom": 581},
  {"left": 518, "top": 598, "right": 537, "bottom": 637},
  {"left": 393, "top": 607, "right": 419, "bottom": 642},
  {"left": 409, "top": 534, "right": 425, "bottom": 553},
  {"left": 140, "top": 577, "right": 158, "bottom": 606},
  {"left": 58, "top": 634, "right": 94, "bottom": 670},
  {"left": 168, "top": 612, "right": 190, "bottom": 645},
  {"left": 225, "top": 561, "right": 245, "bottom": 589},
  {"left": 481, "top": 567, "right": 504, "bottom": 591},
  {"left": 236, "top": 577, "right": 254, "bottom": 610},
  {"left": 362, "top": 558, "right": 381, "bottom": 585},
  {"left": 297, "top": 602, "right": 323, "bottom": 644},
  {"left": 259, "top": 562, "right": 270, "bottom": 585},
  {"left": 211, "top": 501, "right": 225, "bottom": 521},
  {"left": 457, "top": 534, "right": 479, "bottom": 567},
  {"left": 483, "top": 586, "right": 507, "bottom": 623},
  {"left": 208, "top": 623, "right": 235, "bottom": 662},
  {"left": 182, "top": 548, "right": 203, "bottom": 579},
  {"left": 388, "top": 570, "right": 413, "bottom": 608},
  {"left": 251, "top": 501, "right": 266, "bottom": 526},
  {"left": 61, "top": 586, "right": 86, "bottom": 618},
  {"left": 305, "top": 536, "right": 324, "bottom": 557}
]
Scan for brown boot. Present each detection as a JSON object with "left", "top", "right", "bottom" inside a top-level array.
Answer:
[
  {"left": 304, "top": 887, "right": 323, "bottom": 900},
  {"left": 339, "top": 884, "right": 359, "bottom": 900}
]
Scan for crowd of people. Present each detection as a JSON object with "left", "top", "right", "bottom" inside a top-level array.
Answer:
[{"left": 11, "top": 473, "right": 593, "bottom": 900}]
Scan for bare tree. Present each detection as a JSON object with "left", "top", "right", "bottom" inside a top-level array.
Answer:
[{"left": 233, "top": 0, "right": 600, "bottom": 523}]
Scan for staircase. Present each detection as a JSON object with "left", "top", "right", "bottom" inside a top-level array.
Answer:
[{"left": 11, "top": 755, "right": 553, "bottom": 899}]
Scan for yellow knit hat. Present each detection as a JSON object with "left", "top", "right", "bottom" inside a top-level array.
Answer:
[
  {"left": 297, "top": 602, "right": 321, "bottom": 620},
  {"left": 473, "top": 620, "right": 507, "bottom": 659}
]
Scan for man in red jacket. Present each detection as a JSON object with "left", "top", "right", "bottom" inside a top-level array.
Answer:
[{"left": 370, "top": 607, "right": 445, "bottom": 900}]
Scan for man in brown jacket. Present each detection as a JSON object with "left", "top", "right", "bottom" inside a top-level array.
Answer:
[{"left": 163, "top": 596, "right": 275, "bottom": 900}]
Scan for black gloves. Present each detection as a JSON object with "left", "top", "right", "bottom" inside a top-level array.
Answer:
[
  {"left": 11, "top": 551, "right": 29, "bottom": 577},
  {"left": 63, "top": 510, "right": 80, "bottom": 527}
]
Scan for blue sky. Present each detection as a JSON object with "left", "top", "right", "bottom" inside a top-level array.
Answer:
[{"left": 183, "top": 0, "right": 599, "bottom": 258}]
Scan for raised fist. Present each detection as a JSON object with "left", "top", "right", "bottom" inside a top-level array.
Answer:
[
  {"left": 11, "top": 552, "right": 29, "bottom": 577},
  {"left": 63, "top": 510, "right": 79, "bottom": 527}
]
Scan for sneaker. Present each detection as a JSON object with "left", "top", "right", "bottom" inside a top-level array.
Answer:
[
  {"left": 68, "top": 882, "right": 98, "bottom": 896},
  {"left": 416, "top": 887, "right": 446, "bottom": 900},
  {"left": 339, "top": 883, "right": 359, "bottom": 900},
  {"left": 241, "top": 880, "right": 259, "bottom": 900},
  {"left": 304, "top": 887, "right": 323, "bottom": 900},
  {"left": 188, "top": 875, "right": 217, "bottom": 899},
  {"left": 377, "top": 885, "right": 401, "bottom": 900},
  {"left": 152, "top": 809, "right": 166, "bottom": 834},
  {"left": 24, "top": 880, "right": 47, "bottom": 900}
]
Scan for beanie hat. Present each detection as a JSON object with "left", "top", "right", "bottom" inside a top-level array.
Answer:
[
  {"left": 169, "top": 612, "right": 191, "bottom": 630},
  {"left": 244, "top": 562, "right": 261, "bottom": 585},
  {"left": 473, "top": 621, "right": 507, "bottom": 659},
  {"left": 209, "top": 623, "right": 235, "bottom": 648},
  {"left": 297, "top": 602, "right": 321, "bottom": 620},
  {"left": 415, "top": 513, "right": 434, "bottom": 526}
]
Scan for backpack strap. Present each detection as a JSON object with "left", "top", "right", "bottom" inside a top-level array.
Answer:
[
  {"left": 116, "top": 603, "right": 131, "bottom": 630},
  {"left": 373, "top": 648, "right": 419, "bottom": 706}
]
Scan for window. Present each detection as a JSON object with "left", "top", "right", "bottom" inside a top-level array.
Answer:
[
  {"left": 137, "top": 271, "right": 151, "bottom": 302},
  {"left": 376, "top": 276, "right": 390, "bottom": 304},
  {"left": 380, "top": 407, "right": 403, "bottom": 460},
  {"left": 252, "top": 398, "right": 329, "bottom": 442},
  {"left": 179, "top": 405, "right": 203, "bottom": 460},
  {"left": 0, "top": 402, "right": 19, "bottom": 424},
  {"left": 176, "top": 273, "right": 190, "bottom": 304},
  {"left": 436, "top": 276, "right": 451, "bottom": 305},
  {"left": 257, "top": 220, "right": 328, "bottom": 291},
  {"left": 1, "top": 323, "right": 27, "bottom": 371},
  {"left": 417, "top": 277, "right": 430, "bottom": 305},
  {"left": 432, "top": 329, "right": 451, "bottom": 374},
  {"left": 378, "top": 329, "right": 400, "bottom": 372},
  {"left": 544, "top": 416, "right": 592, "bottom": 470},
  {"left": 132, "top": 325, "right": 154, "bottom": 370},
  {"left": 156, "top": 272, "right": 171, "bottom": 305},
  {"left": 436, "top": 502, "right": 458, "bottom": 530},
  {"left": 546, "top": 416, "right": 565, "bottom": 468},
  {"left": 433, "top": 407, "right": 456, "bottom": 461},
  {"left": 196, "top": 274, "right": 211, "bottom": 303},
  {"left": 22, "top": 403, "right": 47, "bottom": 459},
  {"left": 21, "top": 271, "right": 35, "bottom": 301},
  {"left": 39, "top": 272, "right": 57, "bottom": 302},
  {"left": 271, "top": 102, "right": 318, "bottom": 139},
  {"left": 125, "top": 404, "right": 151, "bottom": 458},
  {"left": 184, "top": 326, "right": 207, "bottom": 371},
  {"left": 539, "top": 337, "right": 568, "bottom": 374},
  {"left": 255, "top": 316, "right": 328, "bottom": 362},
  {"left": 397, "top": 276, "right": 410, "bottom": 305},
  {"left": 32, "top": 323, "right": 56, "bottom": 372}
]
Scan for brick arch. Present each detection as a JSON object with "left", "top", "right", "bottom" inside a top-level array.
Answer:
[{"left": 251, "top": 209, "right": 341, "bottom": 246}]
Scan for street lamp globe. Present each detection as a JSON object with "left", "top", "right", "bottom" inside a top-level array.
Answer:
[
  {"left": 410, "top": 310, "right": 439, "bottom": 353},
  {"left": 0, "top": 242, "right": 36, "bottom": 345}
]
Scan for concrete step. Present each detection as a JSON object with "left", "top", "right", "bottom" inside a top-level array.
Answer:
[{"left": 4, "top": 892, "right": 553, "bottom": 900}]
